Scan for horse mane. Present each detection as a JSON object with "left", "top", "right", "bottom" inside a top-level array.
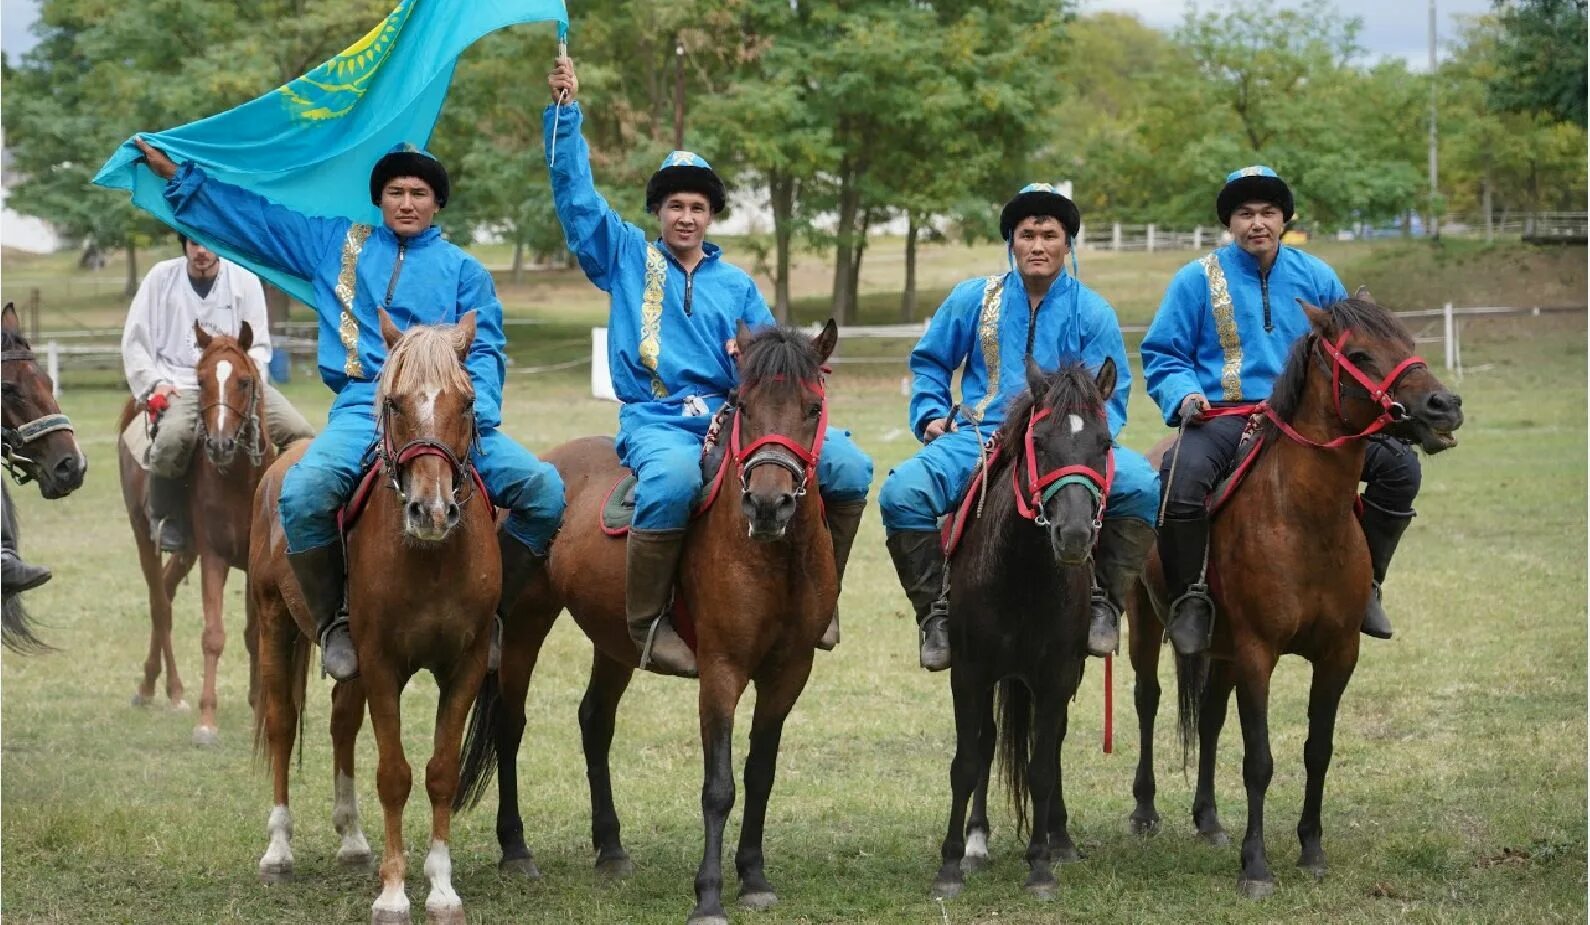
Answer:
[
  {"left": 377, "top": 323, "right": 473, "bottom": 403},
  {"left": 1265, "top": 297, "right": 1413, "bottom": 426},
  {"left": 990, "top": 362, "right": 1104, "bottom": 461},
  {"left": 739, "top": 325, "right": 821, "bottom": 387}
]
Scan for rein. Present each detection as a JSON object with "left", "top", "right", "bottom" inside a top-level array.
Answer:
[
  {"left": 729, "top": 375, "right": 828, "bottom": 497},
  {"left": 1, "top": 347, "right": 74, "bottom": 485},
  {"left": 376, "top": 395, "right": 479, "bottom": 509}
]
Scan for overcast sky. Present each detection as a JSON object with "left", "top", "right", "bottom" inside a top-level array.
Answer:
[{"left": 3, "top": 0, "right": 1495, "bottom": 67}]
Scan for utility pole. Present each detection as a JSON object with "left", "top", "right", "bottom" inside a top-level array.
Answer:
[
  {"left": 674, "top": 34, "right": 686, "bottom": 150},
  {"left": 1428, "top": 0, "right": 1440, "bottom": 239}
]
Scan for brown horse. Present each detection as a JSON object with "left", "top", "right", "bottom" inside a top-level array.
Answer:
[
  {"left": 250, "top": 309, "right": 497, "bottom": 925},
  {"left": 118, "top": 322, "right": 274, "bottom": 745},
  {"left": 463, "top": 321, "right": 840, "bottom": 924},
  {"left": 1126, "top": 296, "right": 1463, "bottom": 898},
  {"left": 2, "top": 301, "right": 87, "bottom": 651}
]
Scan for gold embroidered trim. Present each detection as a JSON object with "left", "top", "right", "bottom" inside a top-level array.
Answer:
[
  {"left": 970, "top": 274, "right": 1006, "bottom": 421},
  {"left": 1201, "top": 251, "right": 1242, "bottom": 400},
  {"left": 639, "top": 244, "right": 668, "bottom": 399},
  {"left": 336, "top": 224, "right": 373, "bottom": 379}
]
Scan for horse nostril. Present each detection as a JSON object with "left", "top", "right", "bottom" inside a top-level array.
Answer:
[
  {"left": 444, "top": 502, "right": 461, "bottom": 527},
  {"left": 406, "top": 500, "right": 425, "bottom": 522},
  {"left": 1427, "top": 391, "right": 1462, "bottom": 415},
  {"left": 54, "top": 456, "right": 76, "bottom": 476}
]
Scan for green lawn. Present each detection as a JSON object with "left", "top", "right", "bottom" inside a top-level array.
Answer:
[{"left": 2, "top": 309, "right": 1584, "bottom": 923}]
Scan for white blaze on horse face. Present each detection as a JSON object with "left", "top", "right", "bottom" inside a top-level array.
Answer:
[
  {"left": 417, "top": 386, "right": 440, "bottom": 430},
  {"left": 332, "top": 771, "right": 370, "bottom": 863},
  {"left": 1067, "top": 413, "right": 1084, "bottom": 435},
  {"left": 423, "top": 839, "right": 462, "bottom": 914},
  {"left": 214, "top": 359, "right": 234, "bottom": 434},
  {"left": 259, "top": 804, "right": 293, "bottom": 872}
]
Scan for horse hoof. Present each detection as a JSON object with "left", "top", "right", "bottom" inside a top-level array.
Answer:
[
  {"left": 258, "top": 862, "right": 293, "bottom": 885},
  {"left": 960, "top": 853, "right": 987, "bottom": 873},
  {"left": 192, "top": 726, "right": 219, "bottom": 747},
  {"left": 130, "top": 692, "right": 150, "bottom": 708},
  {"left": 337, "top": 849, "right": 374, "bottom": 871},
  {"left": 1129, "top": 813, "right": 1161, "bottom": 836},
  {"left": 171, "top": 699, "right": 191, "bottom": 713},
  {"left": 1052, "top": 845, "right": 1083, "bottom": 864},
  {"left": 371, "top": 908, "right": 411, "bottom": 925},
  {"left": 499, "top": 856, "right": 542, "bottom": 880},
  {"left": 1198, "top": 829, "right": 1230, "bottom": 848},
  {"left": 738, "top": 891, "right": 778, "bottom": 911},
  {"left": 1025, "top": 881, "right": 1057, "bottom": 901},
  {"left": 686, "top": 915, "right": 729, "bottom": 925},
  {"left": 594, "top": 855, "right": 634, "bottom": 880},
  {"left": 1298, "top": 861, "right": 1327, "bottom": 881},
  {"left": 424, "top": 904, "right": 465, "bottom": 925},
  {"left": 1237, "top": 877, "right": 1276, "bottom": 900},
  {"left": 930, "top": 880, "right": 963, "bottom": 900}
]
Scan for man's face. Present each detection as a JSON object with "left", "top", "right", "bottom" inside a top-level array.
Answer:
[
  {"left": 380, "top": 177, "right": 439, "bottom": 236},
  {"left": 1011, "top": 215, "right": 1069, "bottom": 281},
  {"left": 657, "top": 192, "right": 713, "bottom": 251},
  {"left": 184, "top": 239, "right": 219, "bottom": 277},
  {"left": 1228, "top": 200, "right": 1285, "bottom": 261}
]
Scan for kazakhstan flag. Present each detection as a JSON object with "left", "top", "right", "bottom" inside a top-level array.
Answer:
[{"left": 93, "top": 0, "right": 568, "bottom": 306}]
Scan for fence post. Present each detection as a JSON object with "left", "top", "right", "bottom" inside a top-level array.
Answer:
[
  {"left": 46, "top": 341, "right": 60, "bottom": 397},
  {"left": 28, "top": 288, "right": 41, "bottom": 343},
  {"left": 1147, "top": 224, "right": 1156, "bottom": 253},
  {"left": 1111, "top": 223, "right": 1121, "bottom": 251},
  {"left": 1193, "top": 226, "right": 1202, "bottom": 250},
  {"left": 1442, "top": 301, "right": 1455, "bottom": 372}
]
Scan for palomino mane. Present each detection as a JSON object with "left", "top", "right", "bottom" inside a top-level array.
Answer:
[
  {"left": 738, "top": 325, "right": 821, "bottom": 388},
  {"left": 1265, "top": 297, "right": 1413, "bottom": 426},
  {"left": 377, "top": 323, "right": 474, "bottom": 404}
]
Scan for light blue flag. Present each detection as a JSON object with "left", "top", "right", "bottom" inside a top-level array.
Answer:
[{"left": 93, "top": 0, "right": 568, "bottom": 306}]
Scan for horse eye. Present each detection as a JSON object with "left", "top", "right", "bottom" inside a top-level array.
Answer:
[
  {"left": 806, "top": 403, "right": 822, "bottom": 420},
  {"left": 1348, "top": 351, "right": 1373, "bottom": 366},
  {"left": 385, "top": 398, "right": 402, "bottom": 415}
]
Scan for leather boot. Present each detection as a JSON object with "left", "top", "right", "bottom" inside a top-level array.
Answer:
[
  {"left": 817, "top": 500, "right": 867, "bottom": 651},
  {"left": 1, "top": 548, "right": 51, "bottom": 593},
  {"left": 1087, "top": 517, "right": 1157, "bottom": 657},
  {"left": 1359, "top": 502, "right": 1413, "bottom": 640},
  {"left": 147, "top": 474, "right": 190, "bottom": 553},
  {"left": 287, "top": 544, "right": 356, "bottom": 680},
  {"left": 626, "top": 528, "right": 695, "bottom": 678},
  {"left": 885, "top": 530, "right": 950, "bottom": 671},
  {"left": 494, "top": 530, "right": 547, "bottom": 671},
  {"left": 1159, "top": 511, "right": 1215, "bottom": 656}
]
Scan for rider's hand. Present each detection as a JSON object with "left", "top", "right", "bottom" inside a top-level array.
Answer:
[
  {"left": 924, "top": 418, "right": 954, "bottom": 442},
  {"left": 548, "top": 56, "right": 578, "bottom": 103},
  {"left": 724, "top": 338, "right": 739, "bottom": 359},
  {"left": 152, "top": 383, "right": 179, "bottom": 401},
  {"left": 132, "top": 137, "right": 177, "bottom": 181},
  {"left": 1179, "top": 393, "right": 1211, "bottom": 425}
]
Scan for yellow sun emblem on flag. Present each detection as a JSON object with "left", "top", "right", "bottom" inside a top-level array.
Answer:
[{"left": 278, "top": 0, "right": 417, "bottom": 122}]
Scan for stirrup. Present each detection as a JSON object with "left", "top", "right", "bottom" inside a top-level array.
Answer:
[
  {"left": 1087, "top": 589, "right": 1122, "bottom": 657},
  {"left": 637, "top": 616, "right": 663, "bottom": 672},
  {"left": 317, "top": 609, "right": 357, "bottom": 680},
  {"left": 1166, "top": 581, "right": 1214, "bottom": 653}
]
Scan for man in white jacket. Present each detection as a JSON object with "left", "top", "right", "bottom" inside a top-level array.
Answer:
[{"left": 122, "top": 234, "right": 315, "bottom": 551}]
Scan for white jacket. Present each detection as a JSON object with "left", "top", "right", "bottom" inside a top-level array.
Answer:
[{"left": 121, "top": 256, "right": 273, "bottom": 398}]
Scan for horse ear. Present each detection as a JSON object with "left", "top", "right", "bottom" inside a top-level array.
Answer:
[
  {"left": 1353, "top": 285, "right": 1374, "bottom": 303},
  {"left": 812, "top": 318, "right": 838, "bottom": 365},
  {"left": 237, "top": 321, "right": 253, "bottom": 352},
  {"left": 1025, "top": 355, "right": 1048, "bottom": 401},
  {"left": 379, "top": 307, "right": 402, "bottom": 349},
  {"left": 452, "top": 310, "right": 477, "bottom": 360},
  {"left": 1297, "top": 298, "right": 1331, "bottom": 332},
  {"left": 193, "top": 322, "right": 212, "bottom": 349},
  {"left": 735, "top": 319, "right": 755, "bottom": 359},
  {"left": 1, "top": 303, "right": 17, "bottom": 335},
  {"left": 1094, "top": 356, "right": 1117, "bottom": 400}
]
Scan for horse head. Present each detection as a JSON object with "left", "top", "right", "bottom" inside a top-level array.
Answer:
[
  {"left": 377, "top": 307, "right": 478, "bottom": 544},
  {"left": 193, "top": 322, "right": 265, "bottom": 472},
  {"left": 730, "top": 319, "right": 837, "bottom": 541},
  {"left": 1295, "top": 292, "right": 1464, "bottom": 454},
  {"left": 1, "top": 302, "right": 85, "bottom": 498},
  {"left": 1010, "top": 357, "right": 1117, "bottom": 567}
]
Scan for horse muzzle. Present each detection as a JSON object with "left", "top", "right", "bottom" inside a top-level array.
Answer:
[
  {"left": 742, "top": 490, "right": 796, "bottom": 542},
  {"left": 33, "top": 445, "right": 86, "bottom": 499},
  {"left": 204, "top": 434, "right": 238, "bottom": 470},
  {"left": 403, "top": 493, "right": 462, "bottom": 543},
  {"left": 1407, "top": 388, "right": 1464, "bottom": 453}
]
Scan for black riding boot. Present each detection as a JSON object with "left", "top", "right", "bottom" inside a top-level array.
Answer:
[
  {"left": 817, "top": 500, "right": 867, "bottom": 651},
  {"left": 147, "top": 474, "right": 190, "bottom": 553},
  {"left": 1159, "top": 511, "right": 1215, "bottom": 656},
  {"left": 1, "top": 548, "right": 51, "bottom": 592},
  {"left": 287, "top": 544, "right": 356, "bottom": 680},
  {"left": 1087, "top": 517, "right": 1158, "bottom": 657},
  {"left": 626, "top": 527, "right": 695, "bottom": 678},
  {"left": 1359, "top": 503, "right": 1413, "bottom": 640},
  {"left": 885, "top": 530, "right": 950, "bottom": 671},
  {"left": 494, "top": 531, "right": 548, "bottom": 671}
]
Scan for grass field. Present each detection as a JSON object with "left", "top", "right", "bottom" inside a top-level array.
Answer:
[{"left": 2, "top": 289, "right": 1584, "bottom": 923}]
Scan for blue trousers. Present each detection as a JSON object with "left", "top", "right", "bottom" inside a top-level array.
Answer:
[
  {"left": 279, "top": 395, "right": 566, "bottom": 555},
  {"left": 616, "top": 413, "right": 873, "bottom": 531},
  {"left": 879, "top": 426, "right": 1160, "bottom": 534}
]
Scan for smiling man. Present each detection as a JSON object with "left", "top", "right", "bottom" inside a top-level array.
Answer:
[
  {"left": 1141, "top": 165, "right": 1423, "bottom": 654},
  {"left": 879, "top": 183, "right": 1160, "bottom": 671},
  {"left": 544, "top": 57, "right": 873, "bottom": 678}
]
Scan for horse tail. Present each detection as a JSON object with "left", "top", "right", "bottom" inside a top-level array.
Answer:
[
  {"left": 1173, "top": 651, "right": 1209, "bottom": 772},
  {"left": 995, "top": 676, "right": 1033, "bottom": 838},
  {"left": 250, "top": 589, "right": 313, "bottom": 767},
  {"left": 453, "top": 667, "right": 502, "bottom": 813},
  {"left": 1, "top": 591, "right": 52, "bottom": 654}
]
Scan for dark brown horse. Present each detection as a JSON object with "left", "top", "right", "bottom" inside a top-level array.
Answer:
[
  {"left": 118, "top": 322, "right": 275, "bottom": 745},
  {"left": 928, "top": 359, "right": 1117, "bottom": 902},
  {"left": 464, "top": 321, "right": 840, "bottom": 924},
  {"left": 250, "top": 309, "right": 497, "bottom": 925},
  {"left": 1127, "top": 296, "right": 1463, "bottom": 898},
  {"left": 2, "top": 301, "right": 87, "bottom": 651}
]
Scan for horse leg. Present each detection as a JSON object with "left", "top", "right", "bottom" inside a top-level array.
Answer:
[
  {"left": 495, "top": 603, "right": 561, "bottom": 879},
  {"left": 129, "top": 537, "right": 178, "bottom": 708},
  {"left": 1193, "top": 660, "right": 1236, "bottom": 845},
  {"left": 159, "top": 550, "right": 197, "bottom": 710},
  {"left": 1046, "top": 702, "right": 1083, "bottom": 864},
  {"left": 192, "top": 551, "right": 229, "bottom": 746},
  {"left": 734, "top": 655, "right": 815, "bottom": 911},
  {"left": 962, "top": 716, "right": 997, "bottom": 872},
  {"left": 581, "top": 651, "right": 635, "bottom": 879},
  {"left": 1297, "top": 655, "right": 1355, "bottom": 880},
  {"left": 419, "top": 661, "right": 486, "bottom": 925},
  {"left": 932, "top": 663, "right": 991, "bottom": 899},
  {"left": 687, "top": 663, "right": 751, "bottom": 925},
  {"left": 365, "top": 667, "right": 414, "bottom": 925},
  {"left": 256, "top": 590, "right": 298, "bottom": 884},
  {"left": 1022, "top": 682, "right": 1064, "bottom": 900},
  {"left": 1233, "top": 656, "right": 1278, "bottom": 899},
  {"left": 331, "top": 679, "right": 372, "bottom": 869},
  {"left": 1129, "top": 579, "right": 1164, "bottom": 835}
]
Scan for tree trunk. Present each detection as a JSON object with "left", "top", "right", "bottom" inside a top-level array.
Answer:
[
  {"left": 830, "top": 160, "right": 862, "bottom": 326},
  {"left": 770, "top": 171, "right": 795, "bottom": 323},
  {"left": 901, "top": 214, "right": 919, "bottom": 322},
  {"left": 848, "top": 208, "right": 873, "bottom": 322},
  {"left": 511, "top": 238, "right": 526, "bottom": 285},
  {"left": 124, "top": 241, "right": 139, "bottom": 298}
]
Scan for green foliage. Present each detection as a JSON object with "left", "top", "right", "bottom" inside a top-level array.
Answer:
[{"left": 1489, "top": 0, "right": 1588, "bottom": 127}]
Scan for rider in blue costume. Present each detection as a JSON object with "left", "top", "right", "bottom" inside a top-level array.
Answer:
[
  {"left": 879, "top": 184, "right": 1161, "bottom": 671},
  {"left": 544, "top": 57, "right": 874, "bottom": 678},
  {"left": 1141, "top": 166, "right": 1421, "bottom": 655},
  {"left": 132, "top": 137, "right": 567, "bottom": 681}
]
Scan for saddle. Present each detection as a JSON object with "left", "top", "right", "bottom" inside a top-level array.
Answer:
[
  {"left": 338, "top": 461, "right": 489, "bottom": 535},
  {"left": 600, "top": 441, "right": 730, "bottom": 536}
]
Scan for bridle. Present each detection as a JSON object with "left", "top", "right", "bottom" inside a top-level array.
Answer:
[
  {"left": 1261, "top": 330, "right": 1425, "bottom": 449},
  {"left": 729, "top": 375, "right": 828, "bottom": 498},
  {"left": 1011, "top": 404, "right": 1114, "bottom": 532},
  {"left": 194, "top": 352, "right": 266, "bottom": 469},
  {"left": 376, "top": 393, "right": 478, "bottom": 508},
  {"left": 1, "top": 346, "right": 74, "bottom": 485}
]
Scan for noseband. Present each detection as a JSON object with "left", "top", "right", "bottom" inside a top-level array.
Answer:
[
  {"left": 195, "top": 361, "right": 266, "bottom": 468},
  {"left": 1012, "top": 405, "right": 1114, "bottom": 531},
  {"left": 1258, "top": 330, "right": 1427, "bottom": 449},
  {"left": 1, "top": 347, "right": 74, "bottom": 484},
  {"left": 377, "top": 395, "right": 478, "bottom": 508},
  {"left": 729, "top": 376, "right": 828, "bottom": 497}
]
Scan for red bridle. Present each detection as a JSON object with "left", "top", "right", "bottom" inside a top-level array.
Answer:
[
  {"left": 377, "top": 397, "right": 479, "bottom": 507},
  {"left": 729, "top": 377, "right": 828, "bottom": 496},
  {"left": 1259, "top": 331, "right": 1426, "bottom": 449},
  {"left": 1011, "top": 405, "right": 1115, "bottom": 528}
]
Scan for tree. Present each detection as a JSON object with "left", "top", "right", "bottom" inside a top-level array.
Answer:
[{"left": 1489, "top": 0, "right": 1588, "bottom": 127}]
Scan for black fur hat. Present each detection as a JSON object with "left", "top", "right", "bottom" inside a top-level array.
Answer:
[
  {"left": 999, "top": 183, "right": 1081, "bottom": 242},
  {"left": 369, "top": 145, "right": 450, "bottom": 208},
  {"left": 1216, "top": 166, "right": 1293, "bottom": 225},
  {"left": 645, "top": 151, "right": 726, "bottom": 214}
]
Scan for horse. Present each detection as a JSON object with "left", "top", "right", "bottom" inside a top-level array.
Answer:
[
  {"left": 249, "top": 309, "right": 498, "bottom": 925},
  {"left": 1125, "top": 296, "right": 1463, "bottom": 898},
  {"left": 461, "top": 321, "right": 840, "bottom": 924},
  {"left": 117, "top": 322, "right": 275, "bottom": 746},
  {"left": 925, "top": 358, "right": 1118, "bottom": 901},
  {"left": 1, "top": 301, "right": 87, "bottom": 651}
]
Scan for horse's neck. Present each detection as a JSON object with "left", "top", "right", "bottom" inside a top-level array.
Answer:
[{"left": 1256, "top": 391, "right": 1369, "bottom": 519}]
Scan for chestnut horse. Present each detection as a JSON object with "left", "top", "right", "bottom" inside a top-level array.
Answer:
[
  {"left": 2, "top": 301, "right": 87, "bottom": 651},
  {"left": 1127, "top": 296, "right": 1463, "bottom": 898},
  {"left": 118, "top": 322, "right": 274, "bottom": 745},
  {"left": 463, "top": 322, "right": 840, "bottom": 924},
  {"left": 249, "top": 309, "right": 498, "bottom": 925},
  {"left": 929, "top": 359, "right": 1118, "bottom": 902}
]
